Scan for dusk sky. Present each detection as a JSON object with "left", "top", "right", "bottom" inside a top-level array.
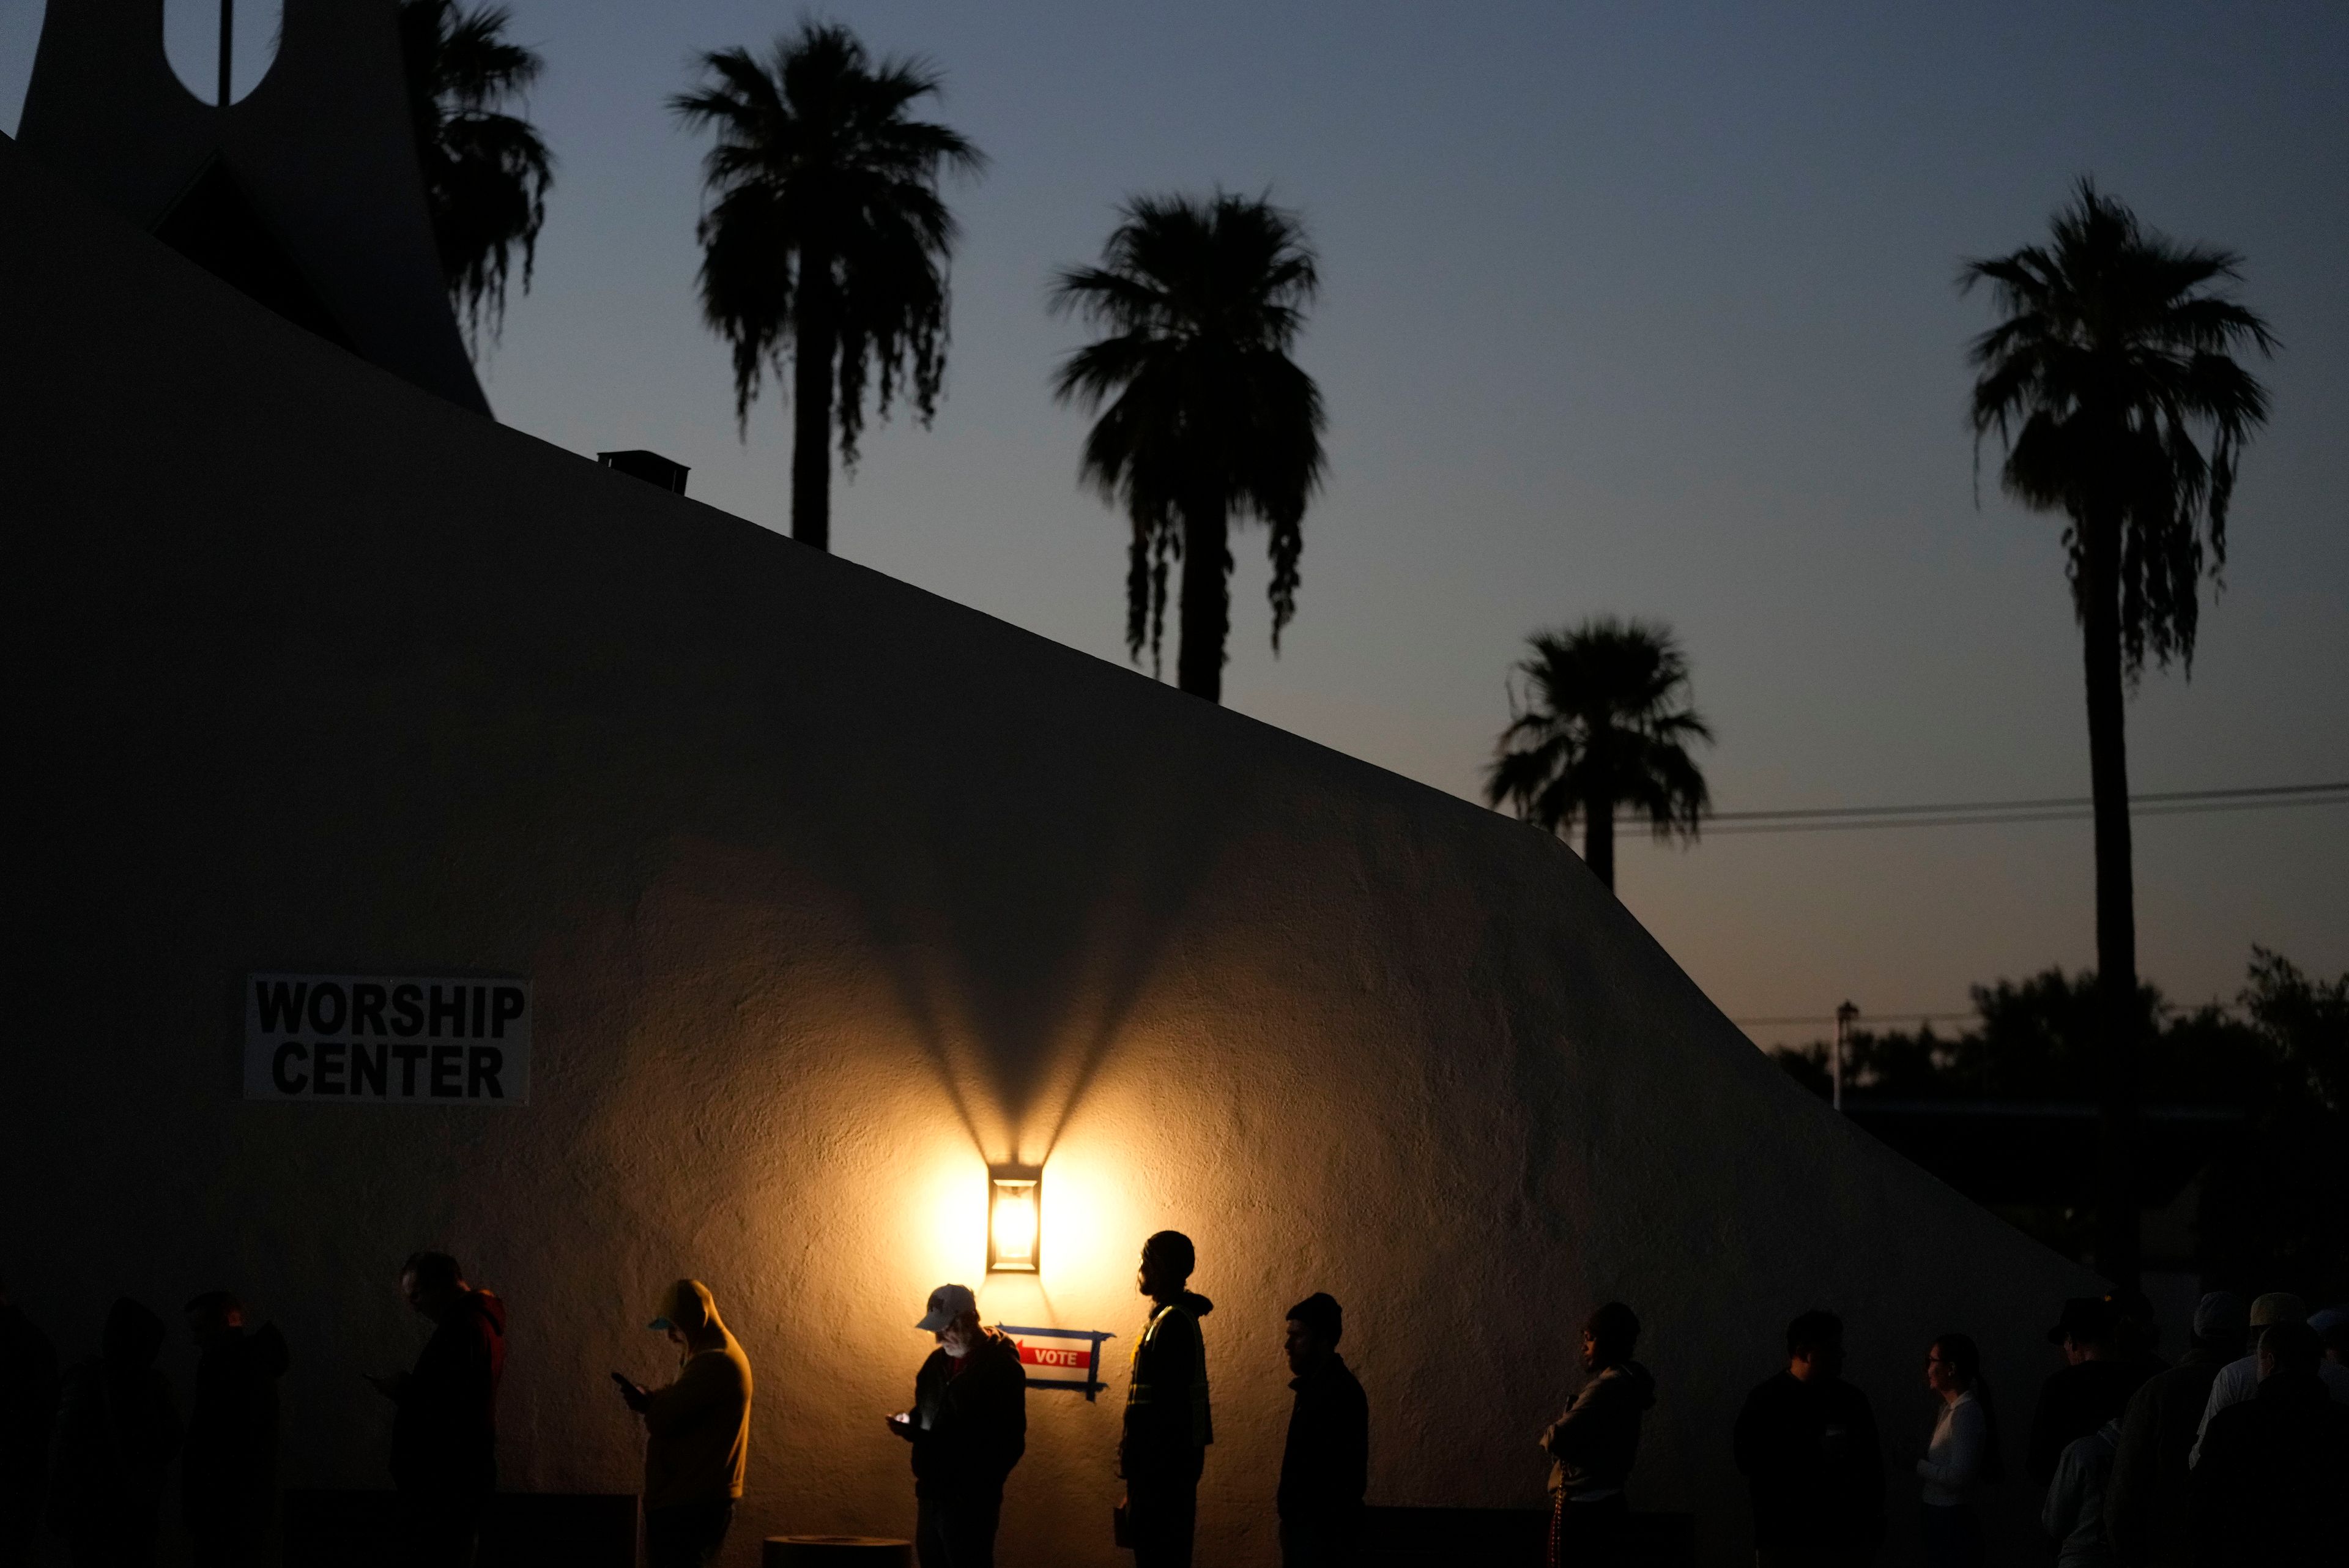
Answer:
[{"left": 7, "top": 1, "right": 2344, "bottom": 1045}]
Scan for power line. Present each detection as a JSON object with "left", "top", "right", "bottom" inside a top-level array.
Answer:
[
  {"left": 1734, "top": 1011, "right": 1975, "bottom": 1027},
  {"left": 1644, "top": 780, "right": 2349, "bottom": 836}
]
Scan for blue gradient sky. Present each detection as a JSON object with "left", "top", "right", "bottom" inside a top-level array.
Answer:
[{"left": 7, "top": 1, "right": 2345, "bottom": 1042}]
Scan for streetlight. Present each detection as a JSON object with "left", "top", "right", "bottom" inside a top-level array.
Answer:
[{"left": 1833, "top": 1001, "right": 1858, "bottom": 1112}]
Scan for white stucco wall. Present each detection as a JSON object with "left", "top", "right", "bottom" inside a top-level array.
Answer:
[{"left": 0, "top": 136, "right": 2098, "bottom": 1568}]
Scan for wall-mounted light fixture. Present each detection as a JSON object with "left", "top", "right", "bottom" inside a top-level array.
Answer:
[{"left": 988, "top": 1166, "right": 1041, "bottom": 1274}]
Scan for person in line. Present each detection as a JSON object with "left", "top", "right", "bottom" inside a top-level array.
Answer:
[
  {"left": 1915, "top": 1333, "right": 1998, "bottom": 1568},
  {"left": 180, "top": 1291, "right": 289, "bottom": 1568},
  {"left": 0, "top": 1279, "right": 59, "bottom": 1568},
  {"left": 1274, "top": 1293, "right": 1367, "bottom": 1568},
  {"left": 1119, "top": 1232, "right": 1214, "bottom": 1568},
  {"left": 2042, "top": 1415, "right": 2119, "bottom": 1568},
  {"left": 2186, "top": 1293, "right": 2349, "bottom": 1467},
  {"left": 1538, "top": 1302, "right": 1654, "bottom": 1568},
  {"left": 368, "top": 1252, "right": 506, "bottom": 1567},
  {"left": 617, "top": 1280, "right": 753, "bottom": 1568},
  {"left": 2028, "top": 1298, "right": 2153, "bottom": 1488},
  {"left": 2190, "top": 1319, "right": 2349, "bottom": 1566},
  {"left": 2104, "top": 1292, "right": 2245, "bottom": 1568},
  {"left": 2314, "top": 1307, "right": 2349, "bottom": 1373},
  {"left": 47, "top": 1298, "right": 180, "bottom": 1568},
  {"left": 887, "top": 1284, "right": 1024, "bottom": 1568},
  {"left": 1733, "top": 1309, "right": 1885, "bottom": 1568}
]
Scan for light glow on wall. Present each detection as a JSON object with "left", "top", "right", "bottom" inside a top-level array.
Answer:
[{"left": 988, "top": 1168, "right": 1041, "bottom": 1273}]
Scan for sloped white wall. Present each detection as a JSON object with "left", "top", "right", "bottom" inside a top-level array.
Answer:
[{"left": 0, "top": 137, "right": 2096, "bottom": 1568}]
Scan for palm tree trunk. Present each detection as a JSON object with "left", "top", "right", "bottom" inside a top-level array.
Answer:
[
  {"left": 1176, "top": 494, "right": 1231, "bottom": 702},
  {"left": 2080, "top": 505, "right": 2141, "bottom": 1287},
  {"left": 791, "top": 253, "right": 837, "bottom": 551},
  {"left": 1582, "top": 797, "right": 1617, "bottom": 891}
]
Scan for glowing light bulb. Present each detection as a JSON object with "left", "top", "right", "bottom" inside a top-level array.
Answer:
[{"left": 988, "top": 1173, "right": 1041, "bottom": 1273}]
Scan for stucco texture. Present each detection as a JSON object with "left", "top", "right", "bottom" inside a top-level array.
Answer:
[{"left": 0, "top": 135, "right": 2096, "bottom": 1567}]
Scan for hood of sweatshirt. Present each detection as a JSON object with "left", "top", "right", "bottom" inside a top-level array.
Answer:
[
  {"left": 653, "top": 1279, "right": 730, "bottom": 1350},
  {"left": 1171, "top": 1290, "right": 1214, "bottom": 1318}
]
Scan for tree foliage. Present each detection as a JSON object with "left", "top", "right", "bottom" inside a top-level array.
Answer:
[
  {"left": 673, "top": 23, "right": 982, "bottom": 454},
  {"left": 398, "top": 0, "right": 555, "bottom": 353},
  {"left": 1052, "top": 192, "right": 1327, "bottom": 687}
]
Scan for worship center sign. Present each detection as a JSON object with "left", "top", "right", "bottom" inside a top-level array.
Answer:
[{"left": 245, "top": 974, "right": 533, "bottom": 1104}]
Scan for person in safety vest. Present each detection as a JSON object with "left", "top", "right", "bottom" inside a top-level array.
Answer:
[{"left": 1119, "top": 1231, "right": 1214, "bottom": 1568}]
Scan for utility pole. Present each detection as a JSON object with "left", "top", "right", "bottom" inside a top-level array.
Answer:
[
  {"left": 218, "top": 0, "right": 235, "bottom": 108},
  {"left": 1833, "top": 1000, "right": 1858, "bottom": 1112}
]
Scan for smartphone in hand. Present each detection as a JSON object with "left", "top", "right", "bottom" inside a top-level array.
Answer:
[{"left": 612, "top": 1372, "right": 648, "bottom": 1411}]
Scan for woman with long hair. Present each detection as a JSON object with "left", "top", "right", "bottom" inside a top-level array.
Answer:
[{"left": 1917, "top": 1333, "right": 2000, "bottom": 1568}]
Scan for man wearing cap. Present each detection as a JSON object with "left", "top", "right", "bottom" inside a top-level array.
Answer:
[
  {"left": 2028, "top": 1298, "right": 2156, "bottom": 1488},
  {"left": 889, "top": 1285, "right": 1026, "bottom": 1568},
  {"left": 2103, "top": 1292, "right": 2244, "bottom": 1568},
  {"left": 2186, "top": 1292, "right": 2349, "bottom": 1468},
  {"left": 614, "top": 1280, "right": 752, "bottom": 1568}
]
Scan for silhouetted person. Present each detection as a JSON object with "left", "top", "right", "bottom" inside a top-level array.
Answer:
[
  {"left": 2106, "top": 1293, "right": 2246, "bottom": 1568},
  {"left": 2106, "top": 1289, "right": 2169, "bottom": 1381},
  {"left": 47, "top": 1298, "right": 180, "bottom": 1568},
  {"left": 180, "top": 1291, "right": 288, "bottom": 1568},
  {"left": 0, "top": 1279, "right": 61, "bottom": 1568},
  {"left": 2030, "top": 1298, "right": 2153, "bottom": 1487},
  {"left": 2043, "top": 1416, "right": 2119, "bottom": 1568},
  {"left": 616, "top": 1280, "right": 753, "bottom": 1568},
  {"left": 1275, "top": 1292, "right": 1366, "bottom": 1568},
  {"left": 1119, "top": 1232, "right": 1214, "bottom": 1568},
  {"left": 886, "top": 1284, "right": 1024, "bottom": 1568},
  {"left": 368, "top": 1252, "right": 505, "bottom": 1567},
  {"left": 1734, "top": 1310, "right": 1885, "bottom": 1567},
  {"left": 1539, "top": 1302, "right": 1654, "bottom": 1568},
  {"left": 2188, "top": 1293, "right": 2349, "bottom": 1467},
  {"left": 1916, "top": 1334, "right": 1999, "bottom": 1568},
  {"left": 2191, "top": 1320, "right": 2349, "bottom": 1567}
]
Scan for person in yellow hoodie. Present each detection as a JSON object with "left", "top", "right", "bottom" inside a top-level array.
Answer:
[{"left": 615, "top": 1280, "right": 752, "bottom": 1568}]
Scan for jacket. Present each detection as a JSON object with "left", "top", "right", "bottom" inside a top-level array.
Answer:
[
  {"left": 2186, "top": 1353, "right": 2349, "bottom": 1466},
  {"left": 2191, "top": 1372, "right": 2349, "bottom": 1568},
  {"left": 2043, "top": 1419, "right": 2118, "bottom": 1568},
  {"left": 1542, "top": 1361, "right": 1655, "bottom": 1501},
  {"left": 1121, "top": 1293, "right": 1214, "bottom": 1483},
  {"left": 2029, "top": 1359, "right": 2153, "bottom": 1485},
  {"left": 46, "top": 1299, "right": 180, "bottom": 1533},
  {"left": 642, "top": 1280, "right": 753, "bottom": 1511},
  {"left": 1732, "top": 1370, "right": 1885, "bottom": 1552},
  {"left": 392, "top": 1289, "right": 505, "bottom": 1495},
  {"left": 1277, "top": 1352, "right": 1368, "bottom": 1524},
  {"left": 182, "top": 1323, "right": 289, "bottom": 1525},
  {"left": 907, "top": 1329, "right": 1026, "bottom": 1499},
  {"left": 1917, "top": 1389, "right": 1994, "bottom": 1506},
  {"left": 2102, "top": 1347, "right": 2228, "bottom": 1568}
]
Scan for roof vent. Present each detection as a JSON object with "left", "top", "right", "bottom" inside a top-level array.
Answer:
[{"left": 598, "top": 450, "right": 689, "bottom": 495}]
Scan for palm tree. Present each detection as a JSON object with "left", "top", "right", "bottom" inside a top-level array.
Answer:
[
  {"left": 1963, "top": 179, "right": 2274, "bottom": 1286},
  {"left": 397, "top": 1, "right": 555, "bottom": 353},
  {"left": 1051, "top": 193, "right": 1327, "bottom": 702},
  {"left": 1483, "top": 619, "right": 1712, "bottom": 893},
  {"left": 673, "top": 23, "right": 983, "bottom": 551}
]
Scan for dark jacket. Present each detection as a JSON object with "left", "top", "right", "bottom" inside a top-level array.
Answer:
[
  {"left": 1277, "top": 1353, "right": 1368, "bottom": 1525},
  {"left": 0, "top": 1302, "right": 61, "bottom": 1500},
  {"left": 908, "top": 1329, "right": 1026, "bottom": 1499},
  {"left": 183, "top": 1324, "right": 289, "bottom": 1528},
  {"left": 2104, "top": 1346, "right": 2230, "bottom": 1568},
  {"left": 1121, "top": 1293, "right": 1214, "bottom": 1484},
  {"left": 2030, "top": 1359, "right": 2154, "bottom": 1486},
  {"left": 1542, "top": 1361, "right": 1656, "bottom": 1500},
  {"left": 391, "top": 1290, "right": 506, "bottom": 1495},
  {"left": 1732, "top": 1370, "right": 1885, "bottom": 1554},
  {"left": 2191, "top": 1372, "right": 2349, "bottom": 1568},
  {"left": 46, "top": 1299, "right": 180, "bottom": 1537}
]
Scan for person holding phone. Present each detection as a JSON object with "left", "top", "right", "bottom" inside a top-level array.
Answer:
[
  {"left": 614, "top": 1280, "right": 752, "bottom": 1568},
  {"left": 891, "top": 1284, "right": 1026, "bottom": 1568}
]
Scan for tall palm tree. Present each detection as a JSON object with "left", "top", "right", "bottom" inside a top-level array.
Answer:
[
  {"left": 397, "top": 1, "right": 555, "bottom": 352},
  {"left": 1052, "top": 193, "right": 1327, "bottom": 702},
  {"left": 1483, "top": 619, "right": 1712, "bottom": 893},
  {"left": 673, "top": 23, "right": 983, "bottom": 551},
  {"left": 1963, "top": 179, "right": 2273, "bottom": 1286}
]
